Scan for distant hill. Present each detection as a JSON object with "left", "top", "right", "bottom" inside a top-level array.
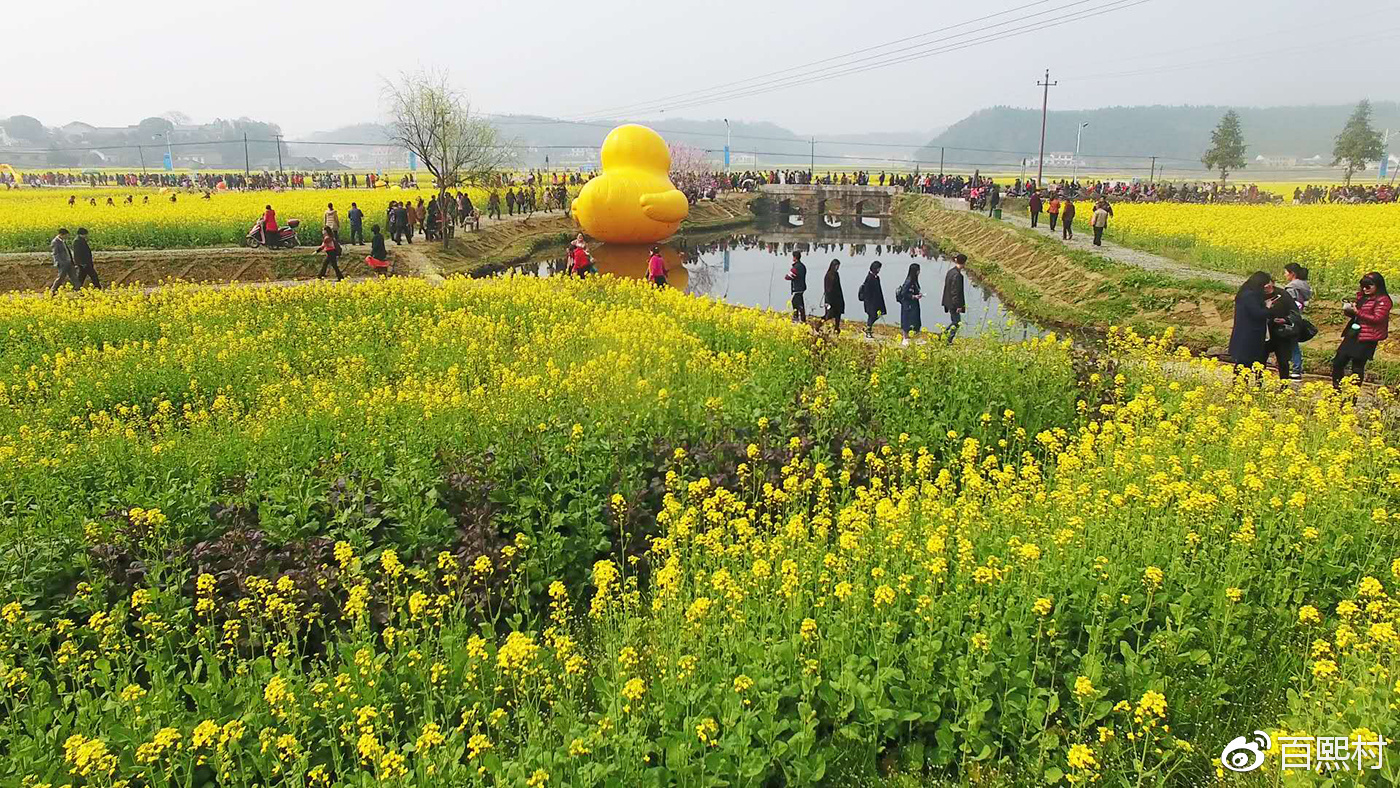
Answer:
[
  {"left": 916, "top": 103, "right": 1400, "bottom": 172},
  {"left": 295, "top": 117, "right": 939, "bottom": 169}
]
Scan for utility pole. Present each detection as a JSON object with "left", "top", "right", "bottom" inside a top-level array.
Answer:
[
  {"left": 1149, "top": 156, "right": 1158, "bottom": 184},
  {"left": 274, "top": 134, "right": 284, "bottom": 174},
  {"left": 939, "top": 146, "right": 945, "bottom": 177},
  {"left": 243, "top": 133, "right": 250, "bottom": 178},
  {"left": 138, "top": 145, "right": 146, "bottom": 176},
  {"left": 809, "top": 136, "right": 815, "bottom": 177},
  {"left": 1036, "top": 69, "right": 1057, "bottom": 187}
]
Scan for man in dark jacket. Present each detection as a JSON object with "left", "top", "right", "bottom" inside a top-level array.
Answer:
[
  {"left": 785, "top": 251, "right": 808, "bottom": 323},
  {"left": 347, "top": 203, "right": 364, "bottom": 245},
  {"left": 1028, "top": 191, "right": 1042, "bottom": 228},
  {"left": 942, "top": 254, "right": 968, "bottom": 343},
  {"left": 858, "top": 260, "right": 886, "bottom": 339},
  {"left": 987, "top": 185, "right": 1000, "bottom": 217},
  {"left": 73, "top": 227, "right": 100, "bottom": 289}
]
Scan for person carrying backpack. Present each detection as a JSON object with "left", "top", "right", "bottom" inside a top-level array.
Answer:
[
  {"left": 1281, "top": 263, "right": 1313, "bottom": 379},
  {"left": 857, "top": 260, "right": 885, "bottom": 339},
  {"left": 317, "top": 226, "right": 344, "bottom": 281},
  {"left": 896, "top": 262, "right": 923, "bottom": 345}
]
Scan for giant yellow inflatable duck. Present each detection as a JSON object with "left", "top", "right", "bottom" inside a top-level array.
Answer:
[{"left": 572, "top": 125, "right": 690, "bottom": 244}]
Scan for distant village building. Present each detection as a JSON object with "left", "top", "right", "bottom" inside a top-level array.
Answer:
[
  {"left": 1255, "top": 155, "right": 1298, "bottom": 168},
  {"left": 1028, "top": 152, "right": 1078, "bottom": 168}
]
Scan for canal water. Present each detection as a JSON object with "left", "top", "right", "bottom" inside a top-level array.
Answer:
[{"left": 526, "top": 220, "right": 1041, "bottom": 340}]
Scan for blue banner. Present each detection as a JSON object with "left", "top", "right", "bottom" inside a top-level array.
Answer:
[
  {"left": 163, "top": 152, "right": 173, "bottom": 171},
  {"left": 724, "top": 145, "right": 730, "bottom": 169},
  {"left": 409, "top": 151, "right": 418, "bottom": 171}
]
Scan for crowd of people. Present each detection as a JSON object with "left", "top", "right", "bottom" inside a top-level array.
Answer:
[
  {"left": 6, "top": 167, "right": 597, "bottom": 193},
  {"left": 776, "top": 250, "right": 968, "bottom": 345},
  {"left": 1292, "top": 183, "right": 1396, "bottom": 204},
  {"left": 1229, "top": 266, "right": 1391, "bottom": 387}
]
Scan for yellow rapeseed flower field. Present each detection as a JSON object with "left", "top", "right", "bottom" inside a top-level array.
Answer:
[
  {"left": 0, "top": 184, "right": 553, "bottom": 251},
  {"left": 0, "top": 276, "right": 1397, "bottom": 785},
  {"left": 1077, "top": 200, "right": 1399, "bottom": 289}
]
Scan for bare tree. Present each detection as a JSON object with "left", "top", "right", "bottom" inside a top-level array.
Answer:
[{"left": 383, "top": 69, "right": 510, "bottom": 247}]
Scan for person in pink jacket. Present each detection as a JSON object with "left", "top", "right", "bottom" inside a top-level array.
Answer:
[
  {"left": 1332, "top": 271, "right": 1391, "bottom": 387},
  {"left": 646, "top": 246, "right": 668, "bottom": 287}
]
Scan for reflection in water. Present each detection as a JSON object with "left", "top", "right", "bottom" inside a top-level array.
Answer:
[{"left": 529, "top": 231, "right": 1041, "bottom": 340}]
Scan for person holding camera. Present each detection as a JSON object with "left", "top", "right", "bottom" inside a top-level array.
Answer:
[{"left": 1332, "top": 272, "right": 1391, "bottom": 388}]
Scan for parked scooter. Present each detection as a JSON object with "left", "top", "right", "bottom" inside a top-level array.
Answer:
[{"left": 246, "top": 218, "right": 301, "bottom": 248}]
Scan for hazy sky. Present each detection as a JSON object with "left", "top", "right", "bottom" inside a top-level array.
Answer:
[{"left": 5, "top": 0, "right": 1395, "bottom": 139}]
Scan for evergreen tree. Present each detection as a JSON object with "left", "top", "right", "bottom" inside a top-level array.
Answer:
[
  {"left": 1201, "top": 110, "right": 1247, "bottom": 184},
  {"left": 1332, "top": 99, "right": 1385, "bottom": 185}
]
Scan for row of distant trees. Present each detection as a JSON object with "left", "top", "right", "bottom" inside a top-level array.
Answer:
[{"left": 1202, "top": 100, "right": 1388, "bottom": 185}]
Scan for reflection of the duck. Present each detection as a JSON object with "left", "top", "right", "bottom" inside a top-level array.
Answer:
[{"left": 536, "top": 245, "right": 690, "bottom": 292}]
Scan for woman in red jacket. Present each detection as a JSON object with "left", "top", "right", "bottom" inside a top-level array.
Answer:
[{"left": 1332, "top": 271, "right": 1391, "bottom": 387}]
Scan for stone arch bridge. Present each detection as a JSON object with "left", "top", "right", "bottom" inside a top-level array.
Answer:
[{"left": 757, "top": 184, "right": 898, "bottom": 218}]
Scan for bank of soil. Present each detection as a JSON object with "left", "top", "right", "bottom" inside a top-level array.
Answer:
[
  {"left": 0, "top": 247, "right": 404, "bottom": 293},
  {"left": 893, "top": 194, "right": 1398, "bottom": 383}
]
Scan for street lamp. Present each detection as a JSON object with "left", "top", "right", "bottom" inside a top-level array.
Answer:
[
  {"left": 1072, "top": 122, "right": 1089, "bottom": 183},
  {"left": 154, "top": 132, "right": 174, "bottom": 171},
  {"left": 723, "top": 118, "right": 731, "bottom": 173}
]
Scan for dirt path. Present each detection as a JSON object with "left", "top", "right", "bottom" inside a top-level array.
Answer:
[{"left": 936, "top": 197, "right": 1239, "bottom": 286}]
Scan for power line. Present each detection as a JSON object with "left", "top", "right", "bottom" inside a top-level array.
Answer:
[
  {"left": 590, "top": 0, "right": 1150, "bottom": 118},
  {"left": 573, "top": 0, "right": 1060, "bottom": 120},
  {"left": 716, "top": 147, "right": 1157, "bottom": 171},
  {"left": 1068, "top": 24, "right": 1400, "bottom": 82}
]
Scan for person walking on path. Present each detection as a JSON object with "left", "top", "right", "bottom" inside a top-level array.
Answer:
[
  {"left": 1061, "top": 199, "right": 1076, "bottom": 240},
  {"left": 646, "top": 246, "right": 668, "bottom": 287},
  {"left": 1229, "top": 272, "right": 1275, "bottom": 369},
  {"left": 324, "top": 203, "right": 340, "bottom": 242},
  {"left": 987, "top": 184, "right": 1000, "bottom": 217},
  {"left": 73, "top": 227, "right": 100, "bottom": 290},
  {"left": 1048, "top": 194, "right": 1061, "bottom": 233},
  {"left": 1282, "top": 263, "right": 1312, "bottom": 379},
  {"left": 395, "top": 203, "right": 412, "bottom": 244},
  {"left": 49, "top": 228, "right": 78, "bottom": 295},
  {"left": 1091, "top": 200, "right": 1110, "bottom": 246},
  {"left": 857, "top": 260, "right": 885, "bottom": 339},
  {"left": 348, "top": 203, "right": 364, "bottom": 245},
  {"left": 1332, "top": 272, "right": 1391, "bottom": 388},
  {"left": 896, "top": 262, "right": 923, "bottom": 345},
  {"left": 1028, "top": 191, "right": 1042, "bottom": 228},
  {"left": 785, "top": 251, "right": 808, "bottom": 324},
  {"left": 488, "top": 190, "right": 502, "bottom": 220},
  {"left": 942, "top": 253, "right": 968, "bottom": 343},
  {"left": 819, "top": 258, "right": 845, "bottom": 334},
  {"left": 317, "top": 226, "right": 344, "bottom": 281}
]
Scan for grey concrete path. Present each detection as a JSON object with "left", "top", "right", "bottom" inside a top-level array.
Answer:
[{"left": 935, "top": 197, "right": 1240, "bottom": 286}]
